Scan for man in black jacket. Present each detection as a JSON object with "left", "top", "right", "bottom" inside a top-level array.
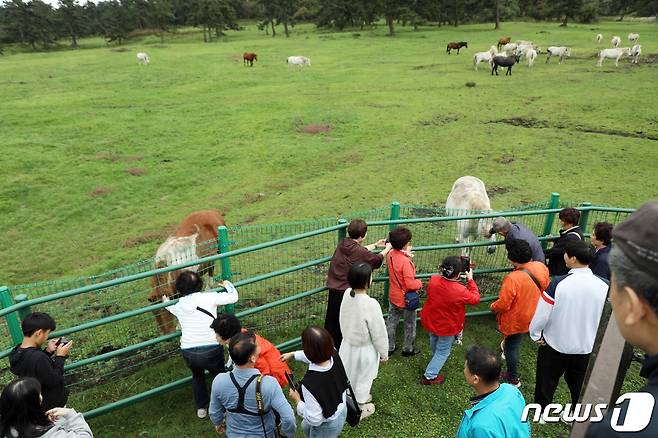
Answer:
[
  {"left": 544, "top": 207, "right": 583, "bottom": 276},
  {"left": 586, "top": 201, "right": 658, "bottom": 437},
  {"left": 9, "top": 312, "right": 72, "bottom": 410}
]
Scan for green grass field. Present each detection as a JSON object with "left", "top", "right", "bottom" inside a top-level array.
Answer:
[{"left": 1, "top": 19, "right": 657, "bottom": 437}]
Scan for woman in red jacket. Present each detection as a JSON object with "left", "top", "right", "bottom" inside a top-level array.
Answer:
[{"left": 419, "top": 257, "right": 480, "bottom": 385}]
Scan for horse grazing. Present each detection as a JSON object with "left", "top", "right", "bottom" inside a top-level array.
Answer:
[
  {"left": 446, "top": 41, "right": 468, "bottom": 55},
  {"left": 287, "top": 56, "right": 311, "bottom": 67},
  {"left": 148, "top": 210, "right": 226, "bottom": 334},
  {"left": 243, "top": 52, "right": 257, "bottom": 66},
  {"left": 497, "top": 37, "right": 511, "bottom": 51},
  {"left": 445, "top": 176, "right": 497, "bottom": 256},
  {"left": 136, "top": 52, "right": 150, "bottom": 65},
  {"left": 491, "top": 54, "right": 520, "bottom": 76}
]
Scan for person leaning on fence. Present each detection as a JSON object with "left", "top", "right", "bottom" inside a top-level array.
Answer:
[
  {"left": 338, "top": 262, "right": 388, "bottom": 420},
  {"left": 325, "top": 219, "right": 392, "bottom": 349},
  {"left": 162, "top": 271, "right": 239, "bottom": 419},
  {"left": 589, "top": 221, "right": 613, "bottom": 280},
  {"left": 419, "top": 256, "right": 480, "bottom": 385},
  {"left": 530, "top": 240, "right": 608, "bottom": 409},
  {"left": 212, "top": 313, "right": 291, "bottom": 388},
  {"left": 9, "top": 312, "right": 71, "bottom": 411},
  {"left": 282, "top": 327, "right": 348, "bottom": 438},
  {"left": 490, "top": 239, "right": 549, "bottom": 388},
  {"left": 209, "top": 332, "right": 296, "bottom": 438},
  {"left": 0, "top": 377, "right": 93, "bottom": 438},
  {"left": 544, "top": 207, "right": 583, "bottom": 276},
  {"left": 456, "top": 346, "right": 530, "bottom": 438},
  {"left": 586, "top": 201, "right": 658, "bottom": 437},
  {"left": 385, "top": 227, "right": 423, "bottom": 357},
  {"left": 489, "top": 217, "right": 545, "bottom": 263}
]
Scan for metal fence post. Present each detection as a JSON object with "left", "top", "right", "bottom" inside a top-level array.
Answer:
[
  {"left": 541, "top": 192, "right": 560, "bottom": 250},
  {"left": 0, "top": 287, "right": 24, "bottom": 345},
  {"left": 383, "top": 202, "right": 401, "bottom": 305},
  {"left": 337, "top": 219, "right": 347, "bottom": 243},
  {"left": 579, "top": 202, "right": 592, "bottom": 232},
  {"left": 218, "top": 225, "right": 234, "bottom": 313}
]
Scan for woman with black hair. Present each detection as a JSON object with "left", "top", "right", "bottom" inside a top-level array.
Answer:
[
  {"left": 0, "top": 377, "right": 92, "bottom": 438},
  {"left": 419, "top": 257, "right": 480, "bottom": 385},
  {"left": 338, "top": 263, "right": 388, "bottom": 420}
]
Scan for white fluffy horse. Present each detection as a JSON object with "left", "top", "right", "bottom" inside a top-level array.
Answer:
[
  {"left": 136, "top": 52, "right": 150, "bottom": 65},
  {"left": 597, "top": 47, "right": 632, "bottom": 67}
]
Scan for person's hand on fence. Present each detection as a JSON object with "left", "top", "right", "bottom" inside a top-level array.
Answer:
[
  {"left": 280, "top": 352, "right": 294, "bottom": 362},
  {"left": 161, "top": 295, "right": 170, "bottom": 303},
  {"left": 45, "top": 339, "right": 59, "bottom": 354},
  {"left": 56, "top": 340, "right": 73, "bottom": 357},
  {"left": 46, "top": 407, "right": 75, "bottom": 421},
  {"left": 374, "top": 239, "right": 387, "bottom": 248},
  {"left": 288, "top": 388, "right": 301, "bottom": 404}
]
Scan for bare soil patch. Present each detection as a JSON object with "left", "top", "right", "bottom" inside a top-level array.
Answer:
[
  {"left": 299, "top": 124, "right": 332, "bottom": 134},
  {"left": 487, "top": 186, "right": 511, "bottom": 197},
  {"left": 126, "top": 167, "right": 146, "bottom": 176},
  {"left": 90, "top": 187, "right": 113, "bottom": 197},
  {"left": 417, "top": 114, "right": 461, "bottom": 126},
  {"left": 496, "top": 156, "right": 515, "bottom": 164},
  {"left": 123, "top": 230, "right": 170, "bottom": 248},
  {"left": 109, "top": 47, "right": 130, "bottom": 53},
  {"left": 412, "top": 63, "right": 440, "bottom": 70}
]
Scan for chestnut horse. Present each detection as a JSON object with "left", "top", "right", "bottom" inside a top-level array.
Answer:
[
  {"left": 446, "top": 41, "right": 468, "bottom": 55},
  {"left": 497, "top": 36, "right": 511, "bottom": 51},
  {"left": 243, "top": 52, "right": 257, "bottom": 66},
  {"left": 148, "top": 210, "right": 225, "bottom": 334}
]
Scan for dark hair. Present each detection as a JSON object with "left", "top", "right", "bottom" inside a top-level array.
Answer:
[
  {"left": 388, "top": 227, "right": 412, "bottom": 250},
  {"left": 609, "top": 246, "right": 658, "bottom": 315},
  {"left": 301, "top": 326, "right": 335, "bottom": 364},
  {"left": 593, "top": 222, "right": 613, "bottom": 246},
  {"left": 0, "top": 378, "right": 52, "bottom": 438},
  {"left": 565, "top": 240, "right": 594, "bottom": 265},
  {"left": 211, "top": 313, "right": 242, "bottom": 341},
  {"left": 228, "top": 331, "right": 257, "bottom": 366},
  {"left": 347, "top": 219, "right": 368, "bottom": 239},
  {"left": 21, "top": 312, "right": 56, "bottom": 337},
  {"left": 559, "top": 208, "right": 581, "bottom": 227},
  {"left": 506, "top": 239, "right": 532, "bottom": 264},
  {"left": 465, "top": 346, "right": 501, "bottom": 384},
  {"left": 175, "top": 271, "right": 204, "bottom": 297},
  {"left": 348, "top": 263, "right": 372, "bottom": 295},
  {"left": 439, "top": 256, "right": 462, "bottom": 279}
]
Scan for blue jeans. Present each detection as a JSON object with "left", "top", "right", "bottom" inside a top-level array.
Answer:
[
  {"left": 503, "top": 333, "right": 524, "bottom": 380},
  {"left": 301, "top": 406, "right": 347, "bottom": 438},
  {"left": 423, "top": 335, "right": 454, "bottom": 379},
  {"left": 180, "top": 345, "right": 225, "bottom": 409}
]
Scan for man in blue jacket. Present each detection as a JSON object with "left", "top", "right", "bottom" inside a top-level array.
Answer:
[{"left": 457, "top": 346, "right": 530, "bottom": 438}]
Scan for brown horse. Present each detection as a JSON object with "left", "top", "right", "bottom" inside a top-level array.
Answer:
[
  {"left": 148, "top": 210, "right": 226, "bottom": 334},
  {"left": 446, "top": 41, "right": 468, "bottom": 55},
  {"left": 497, "top": 37, "right": 511, "bottom": 51},
  {"left": 243, "top": 52, "right": 257, "bottom": 66}
]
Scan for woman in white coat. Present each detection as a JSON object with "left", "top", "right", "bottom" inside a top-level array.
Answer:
[{"left": 338, "top": 262, "right": 388, "bottom": 420}]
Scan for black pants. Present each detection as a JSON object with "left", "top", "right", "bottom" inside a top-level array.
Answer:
[
  {"left": 180, "top": 345, "right": 225, "bottom": 409},
  {"left": 324, "top": 288, "right": 345, "bottom": 349},
  {"left": 534, "top": 343, "right": 591, "bottom": 408}
]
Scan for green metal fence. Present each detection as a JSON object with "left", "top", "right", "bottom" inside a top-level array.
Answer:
[{"left": 0, "top": 195, "right": 635, "bottom": 419}]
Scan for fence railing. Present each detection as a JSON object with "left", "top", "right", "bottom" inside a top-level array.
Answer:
[{"left": 0, "top": 195, "right": 635, "bottom": 418}]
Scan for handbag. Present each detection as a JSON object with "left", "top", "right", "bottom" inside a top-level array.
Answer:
[
  {"left": 388, "top": 254, "right": 421, "bottom": 311},
  {"left": 345, "top": 380, "right": 361, "bottom": 427}
]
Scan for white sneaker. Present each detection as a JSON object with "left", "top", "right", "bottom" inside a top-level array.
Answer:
[
  {"left": 359, "top": 403, "right": 375, "bottom": 420},
  {"left": 197, "top": 408, "right": 208, "bottom": 419}
]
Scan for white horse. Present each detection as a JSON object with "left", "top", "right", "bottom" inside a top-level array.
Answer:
[
  {"left": 445, "top": 176, "right": 497, "bottom": 256},
  {"left": 628, "top": 33, "right": 640, "bottom": 43},
  {"left": 287, "top": 56, "right": 311, "bottom": 68},
  {"left": 502, "top": 43, "right": 518, "bottom": 55},
  {"left": 473, "top": 47, "right": 496, "bottom": 71},
  {"left": 526, "top": 48, "right": 537, "bottom": 67},
  {"left": 611, "top": 36, "right": 621, "bottom": 47},
  {"left": 546, "top": 46, "right": 570, "bottom": 64},
  {"left": 597, "top": 47, "right": 632, "bottom": 67},
  {"left": 631, "top": 45, "right": 642, "bottom": 64},
  {"left": 596, "top": 33, "right": 603, "bottom": 44},
  {"left": 136, "top": 52, "right": 150, "bottom": 65}
]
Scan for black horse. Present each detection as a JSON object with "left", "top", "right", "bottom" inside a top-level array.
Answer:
[{"left": 491, "top": 54, "right": 521, "bottom": 76}]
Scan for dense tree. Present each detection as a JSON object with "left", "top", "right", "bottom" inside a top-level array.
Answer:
[
  {"left": 97, "top": 0, "right": 135, "bottom": 44},
  {"left": 148, "top": 0, "right": 174, "bottom": 43},
  {"left": 57, "top": 0, "right": 85, "bottom": 47}
]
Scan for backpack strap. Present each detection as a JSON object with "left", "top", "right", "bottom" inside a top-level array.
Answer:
[
  {"left": 227, "top": 373, "right": 260, "bottom": 416},
  {"left": 196, "top": 306, "right": 215, "bottom": 320},
  {"left": 521, "top": 269, "right": 543, "bottom": 292},
  {"left": 566, "top": 231, "right": 582, "bottom": 240}
]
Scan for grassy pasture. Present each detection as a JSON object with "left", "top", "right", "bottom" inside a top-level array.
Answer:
[{"left": 0, "top": 19, "right": 657, "bottom": 437}]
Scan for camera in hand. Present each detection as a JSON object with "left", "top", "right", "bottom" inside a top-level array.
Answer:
[
  {"left": 55, "top": 337, "right": 70, "bottom": 347},
  {"left": 459, "top": 256, "right": 471, "bottom": 273},
  {"left": 284, "top": 371, "right": 299, "bottom": 391}
]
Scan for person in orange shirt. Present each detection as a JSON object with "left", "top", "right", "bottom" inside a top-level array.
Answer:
[
  {"left": 212, "top": 313, "right": 291, "bottom": 388},
  {"left": 490, "top": 239, "right": 549, "bottom": 387},
  {"left": 385, "top": 227, "right": 424, "bottom": 357}
]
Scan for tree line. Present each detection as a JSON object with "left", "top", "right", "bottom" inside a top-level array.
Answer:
[{"left": 0, "top": 0, "right": 656, "bottom": 51}]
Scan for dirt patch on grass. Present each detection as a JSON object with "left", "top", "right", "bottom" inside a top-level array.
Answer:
[
  {"left": 417, "top": 114, "right": 462, "bottom": 126},
  {"left": 412, "top": 63, "right": 440, "bottom": 70},
  {"left": 495, "top": 156, "right": 515, "bottom": 164},
  {"left": 96, "top": 153, "right": 144, "bottom": 163},
  {"left": 487, "top": 186, "right": 511, "bottom": 197},
  {"left": 230, "top": 53, "right": 243, "bottom": 62},
  {"left": 90, "top": 187, "right": 112, "bottom": 197},
  {"left": 244, "top": 192, "right": 266, "bottom": 204},
  {"left": 126, "top": 167, "right": 146, "bottom": 176},
  {"left": 123, "top": 230, "right": 170, "bottom": 248},
  {"left": 109, "top": 47, "right": 130, "bottom": 53},
  {"left": 489, "top": 117, "right": 658, "bottom": 141},
  {"left": 299, "top": 124, "right": 332, "bottom": 134},
  {"left": 465, "top": 81, "right": 476, "bottom": 88}
]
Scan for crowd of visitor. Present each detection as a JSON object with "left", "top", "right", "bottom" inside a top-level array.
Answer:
[{"left": 1, "top": 203, "right": 658, "bottom": 437}]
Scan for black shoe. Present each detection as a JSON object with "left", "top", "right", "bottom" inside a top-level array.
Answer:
[
  {"left": 388, "top": 346, "right": 397, "bottom": 356},
  {"left": 401, "top": 348, "right": 421, "bottom": 357}
]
